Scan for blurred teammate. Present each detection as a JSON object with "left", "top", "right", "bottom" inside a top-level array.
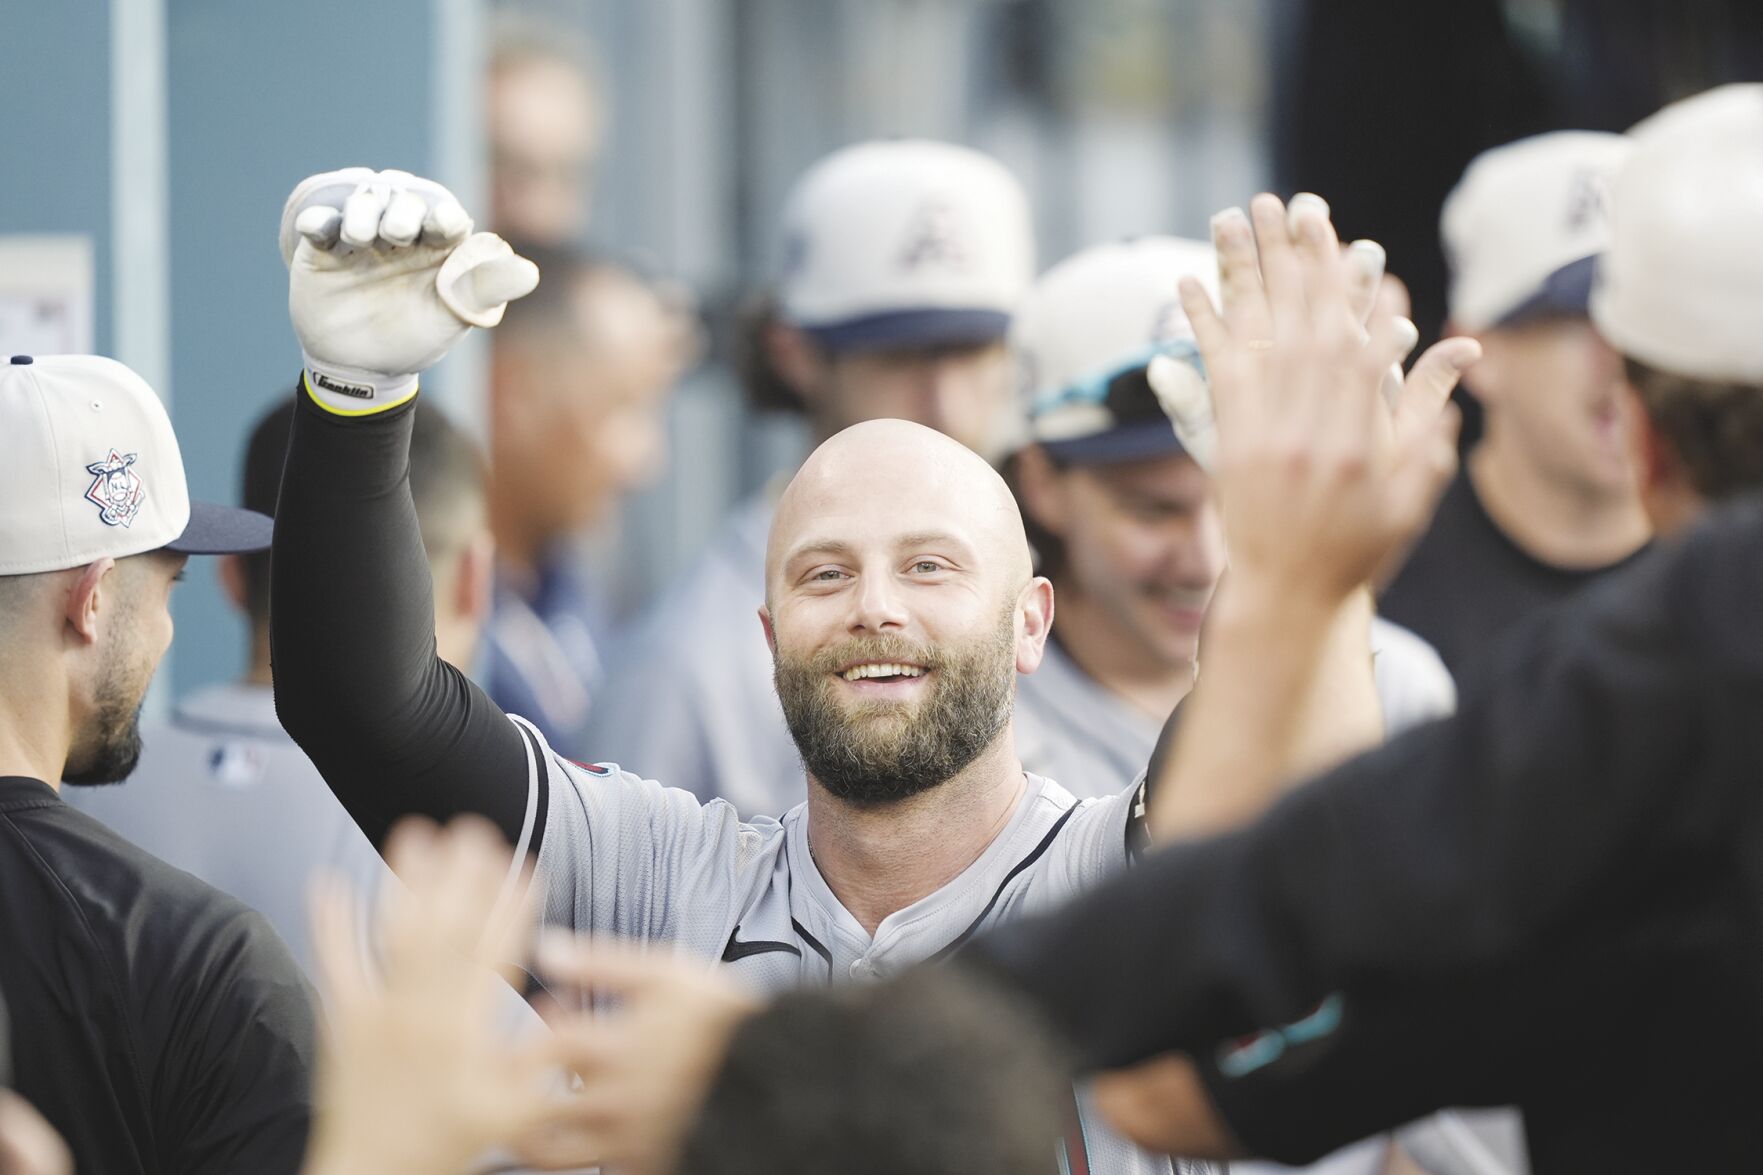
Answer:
[
  {"left": 483, "top": 246, "right": 693, "bottom": 753},
  {"left": 1009, "top": 236, "right": 1456, "bottom": 798},
  {"left": 972, "top": 87, "right": 1763, "bottom": 1173},
  {"left": 0, "top": 356, "right": 312, "bottom": 1171},
  {"left": 70, "top": 397, "right": 493, "bottom": 978},
  {"left": 585, "top": 139, "right": 1033, "bottom": 815},
  {"left": 1380, "top": 132, "right": 1651, "bottom": 684},
  {"left": 487, "top": 15, "right": 604, "bottom": 244}
]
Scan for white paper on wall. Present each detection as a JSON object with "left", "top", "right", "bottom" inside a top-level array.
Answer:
[{"left": 0, "top": 235, "right": 95, "bottom": 356}]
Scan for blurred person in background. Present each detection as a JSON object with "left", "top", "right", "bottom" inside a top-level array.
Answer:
[
  {"left": 483, "top": 246, "right": 695, "bottom": 755},
  {"left": 1379, "top": 133, "right": 1651, "bottom": 685},
  {"left": 1009, "top": 236, "right": 1457, "bottom": 800},
  {"left": 70, "top": 396, "right": 494, "bottom": 980},
  {"left": 586, "top": 139, "right": 1034, "bottom": 815},
  {"left": 487, "top": 13, "right": 605, "bottom": 245}
]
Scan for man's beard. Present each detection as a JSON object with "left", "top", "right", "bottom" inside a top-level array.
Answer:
[
  {"left": 774, "top": 609, "right": 1017, "bottom": 807},
  {"left": 62, "top": 649, "right": 146, "bottom": 787}
]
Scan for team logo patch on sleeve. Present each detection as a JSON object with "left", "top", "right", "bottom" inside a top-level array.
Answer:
[{"left": 84, "top": 449, "right": 145, "bottom": 527}]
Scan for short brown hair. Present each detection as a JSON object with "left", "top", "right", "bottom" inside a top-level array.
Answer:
[{"left": 1625, "top": 357, "right": 1763, "bottom": 501}]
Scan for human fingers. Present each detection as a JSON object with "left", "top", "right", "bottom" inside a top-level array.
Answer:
[
  {"left": 377, "top": 186, "right": 428, "bottom": 247},
  {"left": 1289, "top": 195, "right": 1360, "bottom": 346},
  {"left": 1344, "top": 240, "right": 1387, "bottom": 328},
  {"left": 1210, "top": 206, "right": 1270, "bottom": 343},
  {"left": 1394, "top": 335, "right": 1480, "bottom": 445},
  {"left": 339, "top": 178, "right": 392, "bottom": 248},
  {"left": 1249, "top": 193, "right": 1306, "bottom": 338},
  {"left": 308, "top": 871, "right": 372, "bottom": 1014}
]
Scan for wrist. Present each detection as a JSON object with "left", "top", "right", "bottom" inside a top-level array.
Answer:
[
  {"left": 1212, "top": 569, "right": 1341, "bottom": 644},
  {"left": 302, "top": 363, "right": 419, "bottom": 417}
]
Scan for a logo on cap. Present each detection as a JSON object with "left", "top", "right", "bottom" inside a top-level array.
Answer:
[
  {"left": 897, "top": 197, "right": 973, "bottom": 272},
  {"left": 84, "top": 450, "right": 146, "bottom": 528},
  {"left": 1565, "top": 167, "right": 1611, "bottom": 233}
]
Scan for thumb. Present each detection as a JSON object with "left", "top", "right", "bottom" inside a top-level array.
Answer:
[
  {"left": 438, "top": 233, "right": 541, "bottom": 327},
  {"left": 1394, "top": 336, "right": 1479, "bottom": 444}
]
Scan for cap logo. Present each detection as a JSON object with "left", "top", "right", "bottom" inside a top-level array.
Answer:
[
  {"left": 897, "top": 197, "right": 973, "bottom": 273},
  {"left": 84, "top": 449, "right": 146, "bottom": 528},
  {"left": 1565, "top": 167, "right": 1611, "bottom": 233}
]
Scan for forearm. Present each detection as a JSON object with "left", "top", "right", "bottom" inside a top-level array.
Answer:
[
  {"left": 271, "top": 382, "right": 530, "bottom": 848},
  {"left": 1148, "top": 574, "right": 1341, "bottom": 841},
  {"left": 1287, "top": 586, "right": 1382, "bottom": 781}
]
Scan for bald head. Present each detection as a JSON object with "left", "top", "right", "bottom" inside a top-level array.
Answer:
[
  {"left": 764, "top": 420, "right": 1052, "bottom": 807},
  {"left": 769, "top": 419, "right": 1032, "bottom": 598}
]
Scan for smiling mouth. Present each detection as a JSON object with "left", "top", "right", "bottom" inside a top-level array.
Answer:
[{"left": 838, "top": 662, "right": 928, "bottom": 683}]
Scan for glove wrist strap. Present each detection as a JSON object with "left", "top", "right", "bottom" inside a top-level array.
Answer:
[{"left": 301, "top": 360, "right": 419, "bottom": 417}]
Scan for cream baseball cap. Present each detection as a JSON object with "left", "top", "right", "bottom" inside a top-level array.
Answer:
[
  {"left": 1442, "top": 130, "right": 1632, "bottom": 332},
  {"left": 0, "top": 354, "right": 271, "bottom": 576},
  {"left": 776, "top": 139, "right": 1035, "bottom": 352},
  {"left": 1011, "top": 236, "right": 1216, "bottom": 463},
  {"left": 1592, "top": 84, "right": 1763, "bottom": 383}
]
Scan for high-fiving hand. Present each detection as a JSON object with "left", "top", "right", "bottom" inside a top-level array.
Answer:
[
  {"left": 1173, "top": 193, "right": 1478, "bottom": 602},
  {"left": 282, "top": 168, "right": 539, "bottom": 413}
]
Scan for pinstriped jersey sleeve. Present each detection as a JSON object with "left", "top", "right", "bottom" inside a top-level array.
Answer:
[{"left": 521, "top": 722, "right": 773, "bottom": 957}]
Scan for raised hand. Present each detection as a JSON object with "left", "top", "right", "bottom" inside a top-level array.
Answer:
[
  {"left": 301, "top": 816, "right": 558, "bottom": 1175},
  {"left": 1149, "top": 195, "right": 1393, "bottom": 471},
  {"left": 1175, "top": 193, "right": 1478, "bottom": 602},
  {"left": 512, "top": 937, "right": 760, "bottom": 1174},
  {"left": 282, "top": 168, "right": 539, "bottom": 413}
]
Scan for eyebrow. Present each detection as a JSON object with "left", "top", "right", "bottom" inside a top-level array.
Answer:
[{"left": 783, "top": 530, "right": 976, "bottom": 568}]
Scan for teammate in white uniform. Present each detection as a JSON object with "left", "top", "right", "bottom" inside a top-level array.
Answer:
[
  {"left": 585, "top": 140, "right": 1034, "bottom": 817},
  {"left": 1009, "top": 237, "right": 1457, "bottom": 801}
]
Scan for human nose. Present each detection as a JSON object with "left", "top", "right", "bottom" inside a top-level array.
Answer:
[{"left": 848, "top": 568, "right": 910, "bottom": 634}]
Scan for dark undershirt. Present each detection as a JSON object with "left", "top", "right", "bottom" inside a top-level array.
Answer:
[
  {"left": 1379, "top": 467, "right": 1649, "bottom": 689},
  {"left": 271, "top": 385, "right": 543, "bottom": 853},
  {"left": 0, "top": 776, "right": 315, "bottom": 1174}
]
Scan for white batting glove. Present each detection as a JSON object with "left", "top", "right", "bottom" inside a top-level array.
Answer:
[
  {"left": 282, "top": 168, "right": 539, "bottom": 414},
  {"left": 1148, "top": 194, "right": 1401, "bottom": 473}
]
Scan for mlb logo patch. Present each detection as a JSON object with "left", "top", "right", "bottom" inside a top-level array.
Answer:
[{"left": 84, "top": 449, "right": 145, "bottom": 528}]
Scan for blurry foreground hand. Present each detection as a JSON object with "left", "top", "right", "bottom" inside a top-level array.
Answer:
[
  {"left": 300, "top": 816, "right": 562, "bottom": 1175},
  {"left": 0, "top": 1092, "right": 71, "bottom": 1175},
  {"left": 1171, "top": 193, "right": 1479, "bottom": 602},
  {"left": 517, "top": 938, "right": 760, "bottom": 1174}
]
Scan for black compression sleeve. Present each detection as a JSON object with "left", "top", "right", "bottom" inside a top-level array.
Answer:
[{"left": 270, "top": 383, "right": 537, "bottom": 850}]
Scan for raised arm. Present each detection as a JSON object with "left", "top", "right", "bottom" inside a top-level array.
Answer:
[
  {"left": 270, "top": 168, "right": 542, "bottom": 850},
  {"left": 1145, "top": 195, "right": 1476, "bottom": 841},
  {"left": 971, "top": 507, "right": 1743, "bottom": 1072}
]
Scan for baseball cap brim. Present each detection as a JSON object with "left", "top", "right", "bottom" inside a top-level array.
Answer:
[
  {"left": 1039, "top": 418, "right": 1186, "bottom": 465},
  {"left": 800, "top": 307, "right": 1012, "bottom": 354},
  {"left": 1493, "top": 254, "right": 1597, "bottom": 329},
  {"left": 162, "top": 500, "right": 273, "bottom": 556}
]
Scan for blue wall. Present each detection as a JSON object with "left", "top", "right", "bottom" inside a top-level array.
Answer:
[
  {"left": 0, "top": 3, "right": 113, "bottom": 354},
  {"left": 164, "top": 1, "right": 450, "bottom": 694}
]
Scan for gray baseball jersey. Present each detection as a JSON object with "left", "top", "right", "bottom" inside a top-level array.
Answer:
[
  {"left": 1017, "top": 618, "right": 1459, "bottom": 800},
  {"left": 515, "top": 713, "right": 1209, "bottom": 1175}
]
